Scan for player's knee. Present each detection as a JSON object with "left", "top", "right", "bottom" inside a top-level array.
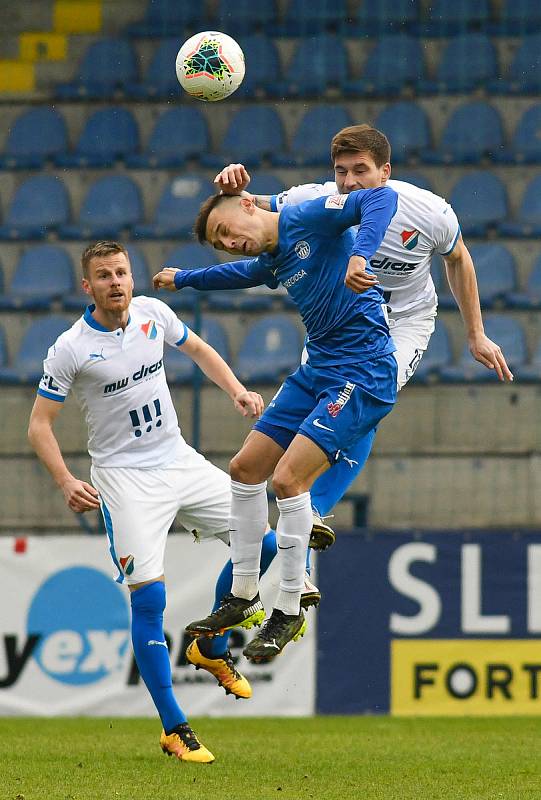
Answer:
[
  {"left": 130, "top": 580, "right": 166, "bottom": 615},
  {"left": 272, "top": 464, "right": 300, "bottom": 498},
  {"left": 229, "top": 452, "right": 252, "bottom": 483}
]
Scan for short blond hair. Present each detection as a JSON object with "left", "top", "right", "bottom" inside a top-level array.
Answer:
[{"left": 81, "top": 241, "right": 129, "bottom": 277}]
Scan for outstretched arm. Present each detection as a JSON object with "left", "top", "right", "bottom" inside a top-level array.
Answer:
[
  {"left": 153, "top": 258, "right": 278, "bottom": 292},
  {"left": 443, "top": 236, "right": 513, "bottom": 381}
]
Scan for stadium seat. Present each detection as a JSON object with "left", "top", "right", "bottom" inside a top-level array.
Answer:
[
  {"left": 392, "top": 172, "right": 434, "bottom": 193},
  {"left": 63, "top": 245, "right": 151, "bottom": 311},
  {"left": 234, "top": 315, "right": 302, "bottom": 383},
  {"left": 0, "top": 107, "right": 68, "bottom": 169},
  {"left": 345, "top": 36, "right": 425, "bottom": 97},
  {"left": 0, "top": 176, "right": 70, "bottom": 241},
  {"left": 273, "top": 34, "right": 349, "bottom": 97},
  {"left": 235, "top": 35, "right": 282, "bottom": 97},
  {"left": 494, "top": 104, "right": 541, "bottom": 164},
  {"left": 410, "top": 320, "right": 452, "bottom": 383},
  {"left": 514, "top": 336, "right": 541, "bottom": 382},
  {"left": 165, "top": 318, "right": 230, "bottom": 384},
  {"left": 273, "top": 0, "right": 350, "bottom": 36},
  {"left": 273, "top": 105, "right": 353, "bottom": 167},
  {"left": 491, "top": 35, "right": 541, "bottom": 94},
  {"left": 56, "top": 107, "right": 139, "bottom": 168},
  {"left": 506, "top": 253, "right": 541, "bottom": 309},
  {"left": 374, "top": 102, "right": 430, "bottom": 164},
  {"left": 449, "top": 172, "right": 508, "bottom": 237},
  {"left": 214, "top": 0, "right": 278, "bottom": 35},
  {"left": 127, "top": 107, "right": 209, "bottom": 168},
  {"left": 0, "top": 245, "right": 75, "bottom": 311},
  {"left": 492, "top": 0, "right": 541, "bottom": 35},
  {"left": 247, "top": 172, "right": 285, "bottom": 196},
  {"left": 499, "top": 175, "right": 541, "bottom": 237},
  {"left": 423, "top": 102, "right": 504, "bottom": 164},
  {"left": 59, "top": 176, "right": 142, "bottom": 240},
  {"left": 420, "top": 0, "right": 491, "bottom": 36},
  {"left": 421, "top": 34, "right": 498, "bottom": 94},
  {"left": 201, "top": 107, "right": 285, "bottom": 168},
  {"left": 125, "top": 38, "right": 182, "bottom": 100},
  {"left": 126, "top": 0, "right": 208, "bottom": 37},
  {"left": 440, "top": 315, "right": 527, "bottom": 382},
  {"left": 355, "top": 0, "right": 420, "bottom": 35},
  {"left": 0, "top": 316, "right": 72, "bottom": 385},
  {"left": 55, "top": 39, "right": 139, "bottom": 99},
  {"left": 468, "top": 244, "right": 517, "bottom": 308},
  {"left": 133, "top": 175, "right": 213, "bottom": 239}
]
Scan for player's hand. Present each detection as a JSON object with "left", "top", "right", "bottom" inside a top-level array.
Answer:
[
  {"left": 469, "top": 333, "right": 514, "bottom": 382},
  {"left": 345, "top": 256, "right": 379, "bottom": 293},
  {"left": 214, "top": 163, "right": 251, "bottom": 195},
  {"left": 152, "top": 267, "right": 179, "bottom": 292},
  {"left": 61, "top": 478, "right": 101, "bottom": 513},
  {"left": 233, "top": 390, "right": 265, "bottom": 418}
]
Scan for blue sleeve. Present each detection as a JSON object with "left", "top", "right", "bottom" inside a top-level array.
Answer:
[{"left": 173, "top": 258, "right": 279, "bottom": 291}]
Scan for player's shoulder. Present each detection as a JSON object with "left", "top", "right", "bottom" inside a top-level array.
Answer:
[
  {"left": 130, "top": 294, "right": 174, "bottom": 319},
  {"left": 388, "top": 179, "right": 451, "bottom": 216}
]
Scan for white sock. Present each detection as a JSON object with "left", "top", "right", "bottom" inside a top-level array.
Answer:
[
  {"left": 274, "top": 492, "right": 312, "bottom": 616},
  {"left": 230, "top": 480, "right": 268, "bottom": 600}
]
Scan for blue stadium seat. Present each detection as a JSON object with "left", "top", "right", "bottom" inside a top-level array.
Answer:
[
  {"left": 514, "top": 336, "right": 541, "bottom": 382},
  {"left": 499, "top": 175, "right": 541, "bottom": 237},
  {"left": 440, "top": 315, "right": 527, "bottom": 383},
  {"left": 374, "top": 102, "right": 430, "bottom": 164},
  {"left": 392, "top": 172, "right": 434, "bottom": 192},
  {"left": 0, "top": 245, "right": 75, "bottom": 311},
  {"left": 355, "top": 0, "right": 420, "bottom": 35},
  {"left": 127, "top": 107, "right": 209, "bottom": 168},
  {"left": 421, "top": 0, "right": 491, "bottom": 36},
  {"left": 507, "top": 253, "right": 541, "bottom": 309},
  {"left": 345, "top": 36, "right": 424, "bottom": 97},
  {"left": 274, "top": 34, "right": 349, "bottom": 97},
  {"left": 247, "top": 172, "right": 285, "bottom": 196},
  {"left": 0, "top": 315, "right": 72, "bottom": 385},
  {"left": 214, "top": 0, "right": 278, "bottom": 35},
  {"left": 492, "top": 0, "right": 541, "bottom": 35},
  {"left": 450, "top": 172, "right": 508, "bottom": 237},
  {"left": 56, "top": 107, "right": 139, "bottom": 168},
  {"left": 235, "top": 315, "right": 302, "bottom": 383},
  {"left": 55, "top": 39, "right": 138, "bottom": 99},
  {"left": 164, "top": 317, "right": 230, "bottom": 384},
  {"left": 494, "top": 104, "right": 541, "bottom": 164},
  {"left": 59, "top": 176, "right": 142, "bottom": 240},
  {"left": 0, "top": 107, "right": 68, "bottom": 169},
  {"left": 422, "top": 34, "right": 498, "bottom": 93},
  {"left": 491, "top": 35, "right": 541, "bottom": 94},
  {"left": 410, "top": 320, "right": 452, "bottom": 383},
  {"left": 235, "top": 35, "right": 281, "bottom": 97},
  {"left": 126, "top": 0, "right": 208, "bottom": 37},
  {"left": 63, "top": 244, "right": 151, "bottom": 311},
  {"left": 125, "top": 39, "right": 182, "bottom": 100},
  {"left": 423, "top": 102, "right": 504, "bottom": 164},
  {"left": 468, "top": 244, "right": 517, "bottom": 308},
  {"left": 0, "top": 176, "right": 70, "bottom": 241},
  {"left": 201, "top": 107, "right": 285, "bottom": 168},
  {"left": 134, "top": 175, "right": 213, "bottom": 239},
  {"left": 273, "top": 105, "right": 353, "bottom": 167},
  {"left": 274, "top": 0, "right": 350, "bottom": 35}
]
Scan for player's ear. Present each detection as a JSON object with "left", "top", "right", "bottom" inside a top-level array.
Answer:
[
  {"left": 239, "top": 196, "right": 256, "bottom": 215},
  {"left": 82, "top": 278, "right": 93, "bottom": 297},
  {"left": 382, "top": 162, "right": 391, "bottom": 183}
]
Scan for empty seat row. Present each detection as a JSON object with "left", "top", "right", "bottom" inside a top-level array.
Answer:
[{"left": 53, "top": 33, "right": 541, "bottom": 101}]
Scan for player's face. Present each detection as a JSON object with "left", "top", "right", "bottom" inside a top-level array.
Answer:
[
  {"left": 333, "top": 151, "right": 391, "bottom": 193},
  {"left": 206, "top": 200, "right": 267, "bottom": 256},
  {"left": 83, "top": 252, "right": 134, "bottom": 313}
]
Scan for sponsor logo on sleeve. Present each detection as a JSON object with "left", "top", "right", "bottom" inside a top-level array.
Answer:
[{"left": 325, "top": 194, "right": 348, "bottom": 209}]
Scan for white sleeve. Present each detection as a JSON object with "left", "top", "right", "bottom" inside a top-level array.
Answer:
[
  {"left": 432, "top": 201, "right": 461, "bottom": 256},
  {"left": 152, "top": 299, "right": 189, "bottom": 347},
  {"left": 38, "top": 337, "right": 78, "bottom": 403},
  {"left": 272, "top": 181, "right": 338, "bottom": 212}
]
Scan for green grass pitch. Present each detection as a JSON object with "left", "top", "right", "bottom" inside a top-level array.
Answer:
[{"left": 2, "top": 716, "right": 541, "bottom": 800}]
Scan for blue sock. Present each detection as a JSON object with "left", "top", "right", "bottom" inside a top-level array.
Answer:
[
  {"left": 130, "top": 581, "right": 186, "bottom": 733},
  {"left": 205, "top": 529, "right": 278, "bottom": 657},
  {"left": 311, "top": 429, "right": 376, "bottom": 516}
]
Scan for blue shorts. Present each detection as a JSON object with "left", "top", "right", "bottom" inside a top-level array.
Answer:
[{"left": 253, "top": 357, "right": 397, "bottom": 465}]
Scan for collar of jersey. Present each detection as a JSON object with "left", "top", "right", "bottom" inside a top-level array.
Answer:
[{"left": 84, "top": 304, "right": 131, "bottom": 333}]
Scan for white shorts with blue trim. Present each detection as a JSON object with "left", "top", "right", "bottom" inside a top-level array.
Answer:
[{"left": 91, "top": 446, "right": 231, "bottom": 585}]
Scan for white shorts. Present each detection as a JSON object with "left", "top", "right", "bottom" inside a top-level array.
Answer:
[
  {"left": 91, "top": 446, "right": 231, "bottom": 585},
  {"left": 389, "top": 309, "right": 436, "bottom": 390}
]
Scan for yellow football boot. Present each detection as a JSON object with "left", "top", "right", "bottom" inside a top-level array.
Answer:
[
  {"left": 160, "top": 723, "right": 215, "bottom": 763},
  {"left": 186, "top": 639, "right": 252, "bottom": 699}
]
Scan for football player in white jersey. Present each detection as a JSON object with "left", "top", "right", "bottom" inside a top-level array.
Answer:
[{"left": 27, "top": 241, "right": 266, "bottom": 764}]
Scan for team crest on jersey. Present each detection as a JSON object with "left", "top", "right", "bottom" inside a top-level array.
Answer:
[
  {"left": 141, "top": 320, "right": 157, "bottom": 340},
  {"left": 325, "top": 193, "right": 348, "bottom": 210},
  {"left": 401, "top": 229, "right": 420, "bottom": 250},
  {"left": 295, "top": 240, "right": 311, "bottom": 259},
  {"left": 119, "top": 555, "right": 135, "bottom": 575}
]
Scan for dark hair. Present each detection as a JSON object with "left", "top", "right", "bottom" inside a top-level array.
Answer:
[
  {"left": 331, "top": 124, "right": 391, "bottom": 167},
  {"left": 81, "top": 241, "right": 129, "bottom": 278},
  {"left": 193, "top": 193, "right": 234, "bottom": 244}
]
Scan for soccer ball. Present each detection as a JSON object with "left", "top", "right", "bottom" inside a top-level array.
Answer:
[{"left": 176, "top": 31, "right": 245, "bottom": 102}]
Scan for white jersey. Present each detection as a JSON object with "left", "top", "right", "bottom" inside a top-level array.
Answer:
[
  {"left": 38, "top": 296, "right": 192, "bottom": 468},
  {"left": 272, "top": 179, "right": 460, "bottom": 317}
]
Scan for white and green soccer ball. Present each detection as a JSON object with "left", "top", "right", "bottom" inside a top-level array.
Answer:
[{"left": 176, "top": 31, "right": 245, "bottom": 102}]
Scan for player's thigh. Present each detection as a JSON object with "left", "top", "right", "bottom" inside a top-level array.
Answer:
[
  {"left": 390, "top": 312, "right": 436, "bottom": 389},
  {"left": 173, "top": 448, "right": 232, "bottom": 541},
  {"left": 91, "top": 465, "right": 179, "bottom": 586}
]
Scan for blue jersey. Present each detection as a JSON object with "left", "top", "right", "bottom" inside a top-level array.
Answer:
[{"left": 174, "top": 187, "right": 398, "bottom": 370}]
